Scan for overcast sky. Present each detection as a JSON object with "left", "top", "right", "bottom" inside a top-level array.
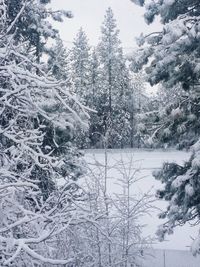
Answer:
[{"left": 50, "top": 0, "right": 161, "bottom": 50}]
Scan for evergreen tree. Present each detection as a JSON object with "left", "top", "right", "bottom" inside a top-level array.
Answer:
[
  {"left": 70, "top": 28, "right": 91, "bottom": 104},
  {"left": 87, "top": 49, "right": 103, "bottom": 147},
  {"left": 69, "top": 9, "right": 144, "bottom": 149},
  {"left": 139, "top": 85, "right": 195, "bottom": 149},
  {"left": 47, "top": 38, "right": 71, "bottom": 81},
  {"left": 6, "top": 0, "right": 72, "bottom": 62},
  {"left": 97, "top": 8, "right": 131, "bottom": 148},
  {"left": 131, "top": 0, "right": 200, "bottom": 253},
  {"left": 88, "top": 49, "right": 101, "bottom": 108},
  {"left": 127, "top": 73, "right": 147, "bottom": 148},
  {"left": 70, "top": 28, "right": 91, "bottom": 148}
]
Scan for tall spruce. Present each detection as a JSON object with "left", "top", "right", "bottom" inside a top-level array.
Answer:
[
  {"left": 71, "top": 28, "right": 91, "bottom": 104},
  {"left": 88, "top": 49, "right": 103, "bottom": 147},
  {"left": 97, "top": 7, "right": 131, "bottom": 148},
  {"left": 127, "top": 73, "right": 147, "bottom": 148},
  {"left": 70, "top": 28, "right": 91, "bottom": 148}
]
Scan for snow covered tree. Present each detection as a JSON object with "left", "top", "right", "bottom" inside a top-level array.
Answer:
[
  {"left": 2, "top": 0, "right": 82, "bottom": 199},
  {"left": 82, "top": 158, "right": 110, "bottom": 267},
  {"left": 0, "top": 2, "right": 90, "bottom": 265},
  {"left": 88, "top": 49, "right": 101, "bottom": 109},
  {"left": 83, "top": 152, "right": 153, "bottom": 267},
  {"left": 127, "top": 73, "right": 147, "bottom": 148},
  {"left": 47, "top": 38, "right": 71, "bottom": 81},
  {"left": 113, "top": 156, "right": 153, "bottom": 267},
  {"left": 70, "top": 28, "right": 92, "bottom": 148},
  {"left": 139, "top": 85, "right": 196, "bottom": 149},
  {"left": 112, "top": 59, "right": 132, "bottom": 148},
  {"left": 6, "top": 0, "right": 72, "bottom": 62},
  {"left": 69, "top": 10, "right": 143, "bottom": 149},
  {"left": 131, "top": 0, "right": 200, "bottom": 253},
  {"left": 97, "top": 8, "right": 131, "bottom": 148},
  {"left": 87, "top": 49, "right": 103, "bottom": 147},
  {"left": 130, "top": 0, "right": 200, "bottom": 148},
  {"left": 70, "top": 28, "right": 91, "bottom": 104}
]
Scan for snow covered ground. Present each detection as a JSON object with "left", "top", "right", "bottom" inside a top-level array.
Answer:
[{"left": 84, "top": 149, "right": 199, "bottom": 251}]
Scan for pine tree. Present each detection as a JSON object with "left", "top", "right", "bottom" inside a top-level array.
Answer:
[
  {"left": 87, "top": 49, "right": 102, "bottom": 147},
  {"left": 127, "top": 73, "right": 147, "bottom": 148},
  {"left": 70, "top": 28, "right": 91, "bottom": 104},
  {"left": 97, "top": 8, "right": 131, "bottom": 148},
  {"left": 70, "top": 28, "right": 92, "bottom": 148},
  {"left": 7, "top": 0, "right": 72, "bottom": 62},
  {"left": 131, "top": 0, "right": 200, "bottom": 253},
  {"left": 47, "top": 38, "right": 71, "bottom": 81}
]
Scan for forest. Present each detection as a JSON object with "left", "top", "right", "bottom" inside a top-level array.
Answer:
[{"left": 1, "top": 0, "right": 200, "bottom": 266}]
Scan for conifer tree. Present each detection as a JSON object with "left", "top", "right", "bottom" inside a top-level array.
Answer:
[
  {"left": 7, "top": 0, "right": 72, "bottom": 62},
  {"left": 70, "top": 28, "right": 92, "bottom": 148},
  {"left": 48, "top": 39, "right": 71, "bottom": 81},
  {"left": 88, "top": 49, "right": 102, "bottom": 147},
  {"left": 127, "top": 73, "right": 147, "bottom": 148},
  {"left": 71, "top": 28, "right": 91, "bottom": 104},
  {"left": 131, "top": 0, "right": 200, "bottom": 253},
  {"left": 97, "top": 8, "right": 131, "bottom": 148}
]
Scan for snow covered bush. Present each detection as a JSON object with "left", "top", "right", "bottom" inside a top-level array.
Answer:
[{"left": 83, "top": 152, "right": 154, "bottom": 267}]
